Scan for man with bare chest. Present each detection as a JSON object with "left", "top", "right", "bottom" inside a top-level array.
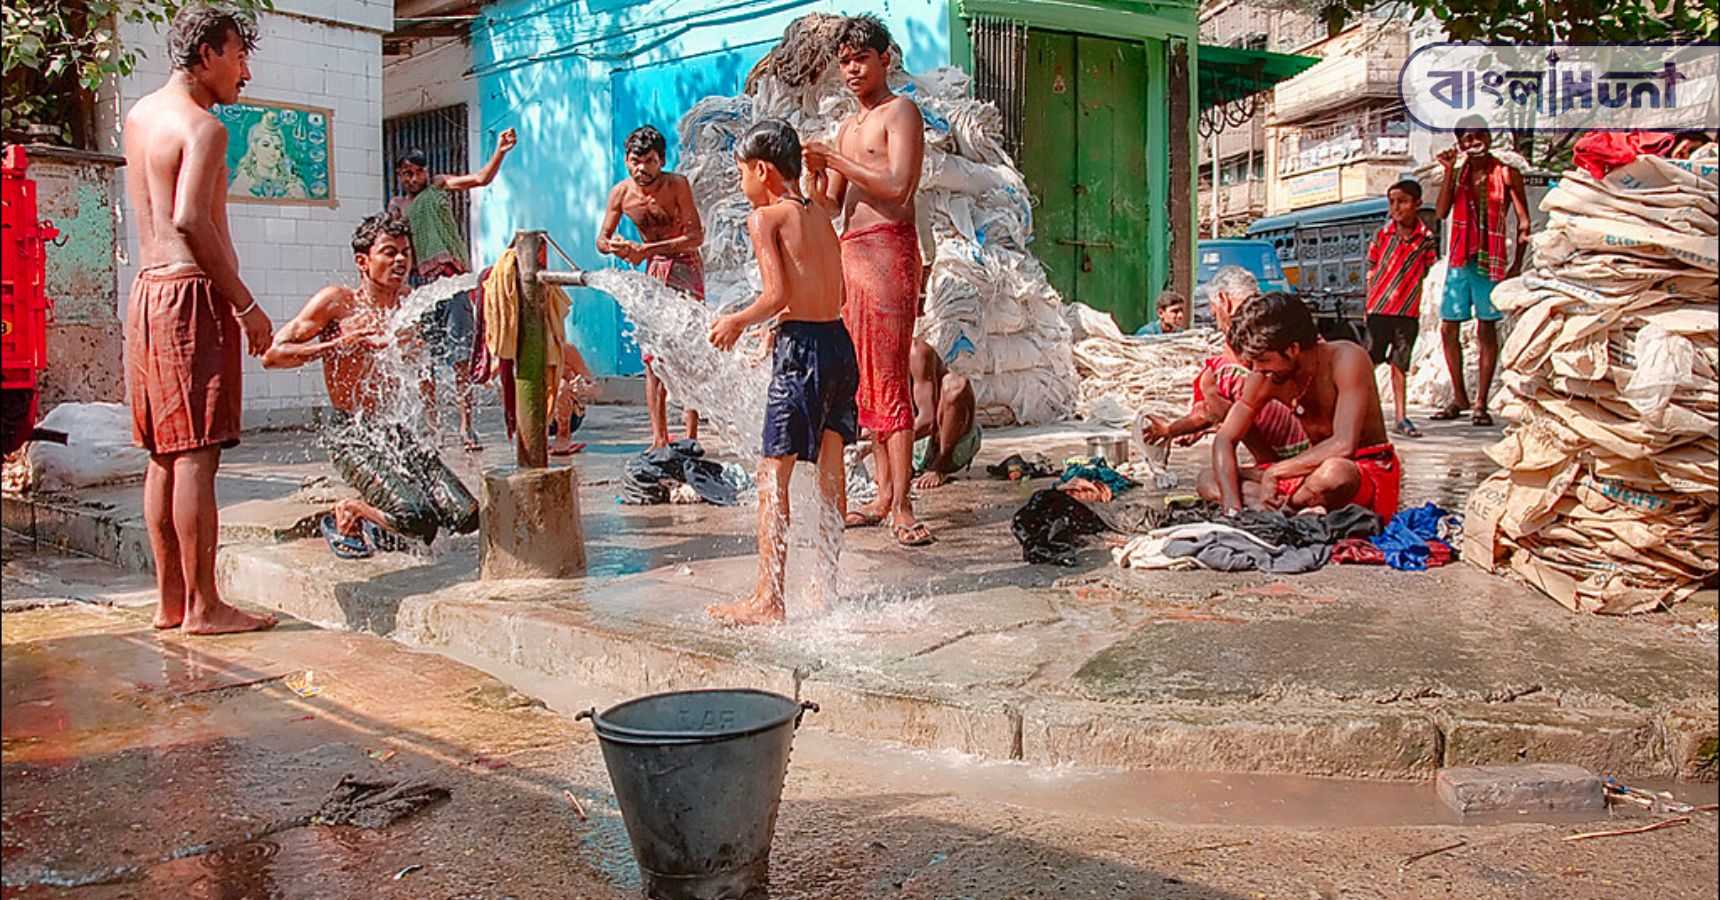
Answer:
[
  {"left": 264, "top": 214, "right": 478, "bottom": 556},
  {"left": 1210, "top": 293, "right": 1402, "bottom": 521},
  {"left": 122, "top": 8, "right": 276, "bottom": 634},
  {"left": 598, "top": 125, "right": 707, "bottom": 449},
  {"left": 803, "top": 14, "right": 932, "bottom": 547}
]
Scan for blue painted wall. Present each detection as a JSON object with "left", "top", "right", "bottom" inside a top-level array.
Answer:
[{"left": 471, "top": 0, "right": 951, "bottom": 375}]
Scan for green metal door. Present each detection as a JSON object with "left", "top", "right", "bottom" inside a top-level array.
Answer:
[
  {"left": 1023, "top": 31, "right": 1078, "bottom": 304},
  {"left": 1021, "top": 30, "right": 1152, "bottom": 332}
]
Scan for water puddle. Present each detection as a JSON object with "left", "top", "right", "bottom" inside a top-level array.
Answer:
[{"left": 794, "top": 731, "right": 1720, "bottom": 830}]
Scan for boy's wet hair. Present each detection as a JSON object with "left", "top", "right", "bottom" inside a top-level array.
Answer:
[
  {"left": 352, "top": 211, "right": 412, "bottom": 255},
  {"left": 1227, "top": 291, "right": 1318, "bottom": 358},
  {"left": 168, "top": 5, "right": 259, "bottom": 71},
  {"left": 836, "top": 14, "right": 892, "bottom": 57},
  {"left": 736, "top": 119, "right": 803, "bottom": 182},
  {"left": 1156, "top": 290, "right": 1187, "bottom": 310},
  {"left": 1388, "top": 179, "right": 1423, "bottom": 203},
  {"left": 625, "top": 125, "right": 667, "bottom": 160}
]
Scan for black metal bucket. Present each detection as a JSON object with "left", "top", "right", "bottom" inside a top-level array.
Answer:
[{"left": 579, "top": 689, "right": 817, "bottom": 900}]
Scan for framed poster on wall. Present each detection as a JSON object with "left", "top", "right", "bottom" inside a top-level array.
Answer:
[{"left": 215, "top": 97, "right": 336, "bottom": 206}]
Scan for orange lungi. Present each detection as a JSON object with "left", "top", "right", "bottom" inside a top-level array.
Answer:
[
  {"left": 125, "top": 269, "right": 243, "bottom": 455},
  {"left": 840, "top": 220, "right": 921, "bottom": 435}
]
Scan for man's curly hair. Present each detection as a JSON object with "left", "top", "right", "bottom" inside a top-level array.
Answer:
[
  {"left": 168, "top": 5, "right": 260, "bottom": 72},
  {"left": 351, "top": 211, "right": 412, "bottom": 256}
]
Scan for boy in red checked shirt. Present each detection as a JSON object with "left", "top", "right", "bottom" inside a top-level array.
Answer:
[{"left": 1365, "top": 179, "right": 1439, "bottom": 438}]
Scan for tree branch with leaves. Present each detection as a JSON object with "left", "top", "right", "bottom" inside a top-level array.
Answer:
[{"left": 2, "top": 1, "right": 270, "bottom": 146}]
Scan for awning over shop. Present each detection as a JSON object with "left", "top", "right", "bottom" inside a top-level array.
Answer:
[{"left": 1198, "top": 44, "right": 1319, "bottom": 111}]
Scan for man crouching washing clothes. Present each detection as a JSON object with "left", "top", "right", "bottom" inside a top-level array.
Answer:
[{"left": 264, "top": 212, "right": 478, "bottom": 556}]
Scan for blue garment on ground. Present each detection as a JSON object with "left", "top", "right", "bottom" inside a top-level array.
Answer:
[
  {"left": 1370, "top": 501, "right": 1453, "bottom": 571},
  {"left": 1058, "top": 458, "right": 1138, "bottom": 496}
]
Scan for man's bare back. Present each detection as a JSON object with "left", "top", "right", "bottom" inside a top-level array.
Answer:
[
  {"left": 123, "top": 76, "right": 270, "bottom": 354},
  {"left": 758, "top": 198, "right": 845, "bottom": 323}
]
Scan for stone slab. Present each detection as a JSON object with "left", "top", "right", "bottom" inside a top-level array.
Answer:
[{"left": 1436, "top": 763, "right": 1605, "bottom": 815}]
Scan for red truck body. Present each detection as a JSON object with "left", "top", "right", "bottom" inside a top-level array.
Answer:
[{"left": 2, "top": 145, "right": 60, "bottom": 455}]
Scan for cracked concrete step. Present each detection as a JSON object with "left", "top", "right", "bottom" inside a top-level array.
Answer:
[{"left": 215, "top": 540, "right": 1715, "bottom": 781}]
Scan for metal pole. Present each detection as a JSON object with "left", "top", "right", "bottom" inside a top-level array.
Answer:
[
  {"left": 1210, "top": 133, "right": 1220, "bottom": 238},
  {"left": 513, "top": 229, "right": 548, "bottom": 469}
]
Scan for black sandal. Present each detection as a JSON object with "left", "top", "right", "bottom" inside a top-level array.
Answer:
[
  {"left": 1471, "top": 409, "right": 1494, "bottom": 427},
  {"left": 1429, "top": 405, "right": 1464, "bottom": 421}
]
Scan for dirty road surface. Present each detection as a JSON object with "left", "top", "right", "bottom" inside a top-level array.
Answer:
[{"left": 3, "top": 536, "right": 1717, "bottom": 899}]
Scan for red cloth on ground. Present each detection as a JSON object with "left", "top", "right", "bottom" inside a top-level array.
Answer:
[
  {"left": 1447, "top": 160, "right": 1513, "bottom": 282},
  {"left": 1571, "top": 131, "right": 1676, "bottom": 180},
  {"left": 840, "top": 220, "right": 921, "bottom": 435},
  {"left": 1333, "top": 538, "right": 1385, "bottom": 565},
  {"left": 1424, "top": 539, "right": 1453, "bottom": 568},
  {"left": 1274, "top": 442, "right": 1402, "bottom": 522},
  {"left": 126, "top": 269, "right": 243, "bottom": 455}
]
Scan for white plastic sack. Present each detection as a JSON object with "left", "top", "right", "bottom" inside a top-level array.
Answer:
[
  {"left": 23, "top": 402, "right": 149, "bottom": 493},
  {"left": 1622, "top": 324, "right": 1699, "bottom": 421}
]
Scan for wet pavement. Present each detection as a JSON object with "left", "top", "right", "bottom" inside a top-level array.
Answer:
[
  {"left": 4, "top": 541, "right": 1719, "bottom": 899},
  {"left": 4, "top": 405, "right": 1716, "bottom": 780}
]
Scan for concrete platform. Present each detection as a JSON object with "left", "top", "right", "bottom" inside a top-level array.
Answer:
[{"left": 5, "top": 405, "right": 1715, "bottom": 781}]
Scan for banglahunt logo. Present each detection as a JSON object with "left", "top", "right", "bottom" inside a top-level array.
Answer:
[{"left": 1401, "top": 43, "right": 1720, "bottom": 132}]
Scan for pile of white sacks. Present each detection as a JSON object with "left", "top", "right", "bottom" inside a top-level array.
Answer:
[
  {"left": 676, "top": 16, "right": 1076, "bottom": 426},
  {"left": 1464, "top": 149, "right": 1719, "bottom": 614}
]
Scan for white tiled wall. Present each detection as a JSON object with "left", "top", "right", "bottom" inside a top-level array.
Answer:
[{"left": 105, "top": 1, "right": 389, "bottom": 424}]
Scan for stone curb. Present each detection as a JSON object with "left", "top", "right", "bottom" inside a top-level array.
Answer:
[{"left": 213, "top": 540, "right": 1714, "bottom": 782}]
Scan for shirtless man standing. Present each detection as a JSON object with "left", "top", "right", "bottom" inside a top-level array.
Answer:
[
  {"left": 264, "top": 213, "right": 479, "bottom": 554},
  {"left": 803, "top": 14, "right": 931, "bottom": 547},
  {"left": 1210, "top": 293, "right": 1402, "bottom": 522},
  {"left": 598, "top": 125, "right": 706, "bottom": 449},
  {"left": 122, "top": 7, "right": 276, "bottom": 634}
]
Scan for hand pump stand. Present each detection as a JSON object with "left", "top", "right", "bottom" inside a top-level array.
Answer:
[{"left": 476, "top": 229, "right": 588, "bottom": 580}]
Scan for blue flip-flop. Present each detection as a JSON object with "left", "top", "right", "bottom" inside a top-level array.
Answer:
[{"left": 320, "top": 514, "right": 374, "bottom": 560}]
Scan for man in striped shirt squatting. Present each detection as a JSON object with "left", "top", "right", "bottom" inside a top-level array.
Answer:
[
  {"left": 1431, "top": 116, "right": 1529, "bottom": 428},
  {"left": 1364, "top": 179, "right": 1438, "bottom": 438}
]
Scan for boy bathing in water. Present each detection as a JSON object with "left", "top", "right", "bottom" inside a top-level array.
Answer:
[
  {"left": 1210, "top": 293, "right": 1401, "bottom": 521},
  {"left": 707, "top": 120, "right": 858, "bottom": 626},
  {"left": 264, "top": 213, "right": 479, "bottom": 555},
  {"left": 598, "top": 125, "right": 707, "bottom": 449},
  {"left": 803, "top": 14, "right": 932, "bottom": 547}
]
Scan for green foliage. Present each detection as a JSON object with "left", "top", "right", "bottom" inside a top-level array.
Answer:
[
  {"left": 2, "top": 1, "right": 271, "bottom": 145},
  {"left": 1343, "top": 0, "right": 1718, "bottom": 43}
]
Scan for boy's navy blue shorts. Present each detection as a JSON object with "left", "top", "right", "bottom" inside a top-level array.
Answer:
[{"left": 762, "top": 319, "right": 860, "bottom": 462}]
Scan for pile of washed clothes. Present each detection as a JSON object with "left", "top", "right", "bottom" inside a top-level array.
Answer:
[
  {"left": 620, "top": 440, "right": 753, "bottom": 506},
  {"left": 1006, "top": 457, "right": 1462, "bottom": 573}
]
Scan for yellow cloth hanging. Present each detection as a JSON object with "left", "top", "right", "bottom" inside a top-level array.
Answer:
[{"left": 482, "top": 246, "right": 571, "bottom": 388}]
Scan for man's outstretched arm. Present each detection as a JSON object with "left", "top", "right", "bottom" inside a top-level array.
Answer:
[{"left": 438, "top": 128, "right": 518, "bottom": 191}]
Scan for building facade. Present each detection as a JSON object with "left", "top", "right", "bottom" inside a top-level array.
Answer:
[{"left": 1266, "top": 18, "right": 1413, "bottom": 215}]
